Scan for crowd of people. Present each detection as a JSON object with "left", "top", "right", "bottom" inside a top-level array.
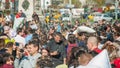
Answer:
[{"left": 0, "top": 10, "right": 120, "bottom": 68}]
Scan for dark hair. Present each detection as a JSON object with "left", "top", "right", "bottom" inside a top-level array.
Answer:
[
  {"left": 32, "top": 33, "right": 40, "bottom": 44},
  {"left": 53, "top": 32, "right": 62, "bottom": 38},
  {"left": 41, "top": 48, "right": 50, "bottom": 55},
  {"left": 6, "top": 42, "right": 13, "bottom": 48},
  {"left": 78, "top": 53, "right": 93, "bottom": 65},
  {"left": 68, "top": 47, "right": 87, "bottom": 68},
  {"left": 102, "top": 42, "right": 117, "bottom": 55},
  {"left": 88, "top": 51, "right": 98, "bottom": 57},
  {"left": 17, "top": 28, "right": 23, "bottom": 34},
  {"left": 68, "top": 34, "right": 76, "bottom": 44},
  {"left": 114, "top": 32, "right": 120, "bottom": 37},
  {"left": 28, "top": 40, "right": 39, "bottom": 50},
  {"left": 78, "top": 32, "right": 86, "bottom": 36},
  {"left": 2, "top": 53, "right": 14, "bottom": 64},
  {"left": 74, "top": 47, "right": 87, "bottom": 60},
  {"left": 32, "top": 33, "right": 39, "bottom": 39},
  {"left": 0, "top": 38, "right": 5, "bottom": 49},
  {"left": 40, "top": 33, "right": 48, "bottom": 46},
  {"left": 53, "top": 32, "right": 65, "bottom": 42},
  {"left": 36, "top": 57, "right": 53, "bottom": 68},
  {"left": 0, "top": 14, "right": 2, "bottom": 17},
  {"left": 0, "top": 54, "right": 3, "bottom": 66}
]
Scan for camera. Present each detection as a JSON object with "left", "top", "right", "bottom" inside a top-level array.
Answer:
[
  {"left": 20, "top": 49, "right": 24, "bottom": 53},
  {"left": 15, "top": 42, "right": 19, "bottom": 46}
]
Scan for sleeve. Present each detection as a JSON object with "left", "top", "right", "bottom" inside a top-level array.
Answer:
[
  {"left": 46, "top": 41, "right": 52, "bottom": 50},
  {"left": 14, "top": 58, "right": 19, "bottom": 68},
  {"left": 60, "top": 45, "right": 67, "bottom": 58},
  {"left": 14, "top": 58, "right": 25, "bottom": 68}
]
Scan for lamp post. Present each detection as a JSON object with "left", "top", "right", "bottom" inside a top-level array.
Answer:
[
  {"left": 10, "top": 0, "right": 14, "bottom": 14},
  {"left": 69, "top": 0, "right": 71, "bottom": 6},
  {"left": 0, "top": 0, "right": 1, "bottom": 10},
  {"left": 115, "top": 0, "right": 119, "bottom": 20},
  {"left": 43, "top": 0, "right": 46, "bottom": 16},
  {"left": 69, "top": 0, "right": 72, "bottom": 23}
]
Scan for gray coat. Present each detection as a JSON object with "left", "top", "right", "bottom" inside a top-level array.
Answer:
[{"left": 14, "top": 53, "right": 41, "bottom": 68}]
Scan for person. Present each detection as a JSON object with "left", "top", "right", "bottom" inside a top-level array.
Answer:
[
  {"left": 67, "top": 21, "right": 72, "bottom": 29},
  {"left": 0, "top": 38, "right": 7, "bottom": 54},
  {"left": 76, "top": 49, "right": 111, "bottom": 68},
  {"left": 77, "top": 32, "right": 87, "bottom": 49},
  {"left": 15, "top": 12, "right": 21, "bottom": 18},
  {"left": 68, "top": 47, "right": 80, "bottom": 68},
  {"left": 32, "top": 12, "right": 39, "bottom": 23},
  {"left": 29, "top": 20, "right": 38, "bottom": 30},
  {"left": 0, "top": 38, "right": 5, "bottom": 50},
  {"left": 40, "top": 48, "right": 50, "bottom": 58},
  {"left": 14, "top": 40, "right": 41, "bottom": 68},
  {"left": 47, "top": 32, "right": 67, "bottom": 64},
  {"left": 105, "top": 24, "right": 114, "bottom": 42},
  {"left": 5, "top": 42, "right": 14, "bottom": 55},
  {"left": 113, "top": 42, "right": 120, "bottom": 68},
  {"left": 14, "top": 28, "right": 26, "bottom": 48},
  {"left": 25, "top": 29, "right": 33, "bottom": 44},
  {"left": 101, "top": 41, "right": 120, "bottom": 68},
  {"left": 5, "top": 12, "right": 12, "bottom": 25},
  {"left": 19, "top": 10, "right": 26, "bottom": 18},
  {"left": 36, "top": 56, "right": 53, "bottom": 68},
  {"left": 114, "top": 32, "right": 120, "bottom": 42},
  {"left": 87, "top": 36, "right": 102, "bottom": 57},
  {"left": 0, "top": 25, "right": 10, "bottom": 39},
  {"left": 77, "top": 53, "right": 93, "bottom": 66},
  {"left": 67, "top": 34, "right": 78, "bottom": 63},
  {"left": 0, "top": 54, "right": 3, "bottom": 67},
  {"left": 74, "top": 20, "right": 80, "bottom": 27},
  {"left": 68, "top": 47, "right": 88, "bottom": 68},
  {"left": 0, "top": 53, "right": 14, "bottom": 68},
  {"left": 56, "top": 23, "right": 61, "bottom": 32},
  {"left": 0, "top": 14, "right": 5, "bottom": 26},
  {"left": 36, "top": 48, "right": 62, "bottom": 68}
]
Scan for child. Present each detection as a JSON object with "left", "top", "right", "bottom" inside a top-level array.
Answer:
[{"left": 1, "top": 53, "right": 14, "bottom": 68}]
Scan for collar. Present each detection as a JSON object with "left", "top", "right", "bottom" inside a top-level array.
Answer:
[
  {"left": 28, "top": 53, "right": 41, "bottom": 60},
  {"left": 93, "top": 48, "right": 102, "bottom": 53}
]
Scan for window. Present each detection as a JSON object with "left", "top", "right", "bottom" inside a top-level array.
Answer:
[
  {"left": 62, "top": 13, "right": 69, "bottom": 17},
  {"left": 104, "top": 15, "right": 109, "bottom": 17}
]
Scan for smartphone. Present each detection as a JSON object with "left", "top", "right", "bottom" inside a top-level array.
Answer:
[
  {"left": 15, "top": 42, "right": 19, "bottom": 46},
  {"left": 20, "top": 49, "right": 24, "bottom": 53}
]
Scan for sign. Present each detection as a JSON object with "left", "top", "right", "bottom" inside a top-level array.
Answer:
[
  {"left": 18, "top": 0, "right": 33, "bottom": 20},
  {"left": 13, "top": 17, "right": 24, "bottom": 30},
  {"left": 72, "top": 8, "right": 84, "bottom": 16}
]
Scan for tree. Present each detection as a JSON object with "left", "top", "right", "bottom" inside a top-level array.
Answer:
[
  {"left": 72, "top": 0, "right": 81, "bottom": 8},
  {"left": 63, "top": 0, "right": 82, "bottom": 8},
  {"left": 64, "top": 0, "right": 69, "bottom": 4},
  {"left": 93, "top": 0, "right": 105, "bottom": 7}
]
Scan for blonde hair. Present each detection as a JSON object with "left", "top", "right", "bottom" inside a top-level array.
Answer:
[
  {"left": 87, "top": 36, "right": 98, "bottom": 46},
  {"left": 78, "top": 53, "right": 93, "bottom": 66},
  {"left": 102, "top": 42, "right": 119, "bottom": 62}
]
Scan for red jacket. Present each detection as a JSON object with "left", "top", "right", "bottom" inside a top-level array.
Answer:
[
  {"left": 15, "top": 13, "right": 21, "bottom": 18},
  {"left": 0, "top": 64, "right": 14, "bottom": 68},
  {"left": 113, "top": 58, "right": 120, "bottom": 68},
  {"left": 67, "top": 43, "right": 78, "bottom": 54},
  {"left": 67, "top": 43, "right": 78, "bottom": 62},
  {"left": 93, "top": 48, "right": 102, "bottom": 53}
]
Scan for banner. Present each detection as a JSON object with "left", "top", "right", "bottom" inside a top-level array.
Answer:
[{"left": 13, "top": 17, "right": 24, "bottom": 30}]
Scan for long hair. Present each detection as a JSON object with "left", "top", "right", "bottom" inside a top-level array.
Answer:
[
  {"left": 102, "top": 42, "right": 119, "bottom": 62},
  {"left": 68, "top": 47, "right": 87, "bottom": 68},
  {"left": 0, "top": 38, "right": 5, "bottom": 49}
]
